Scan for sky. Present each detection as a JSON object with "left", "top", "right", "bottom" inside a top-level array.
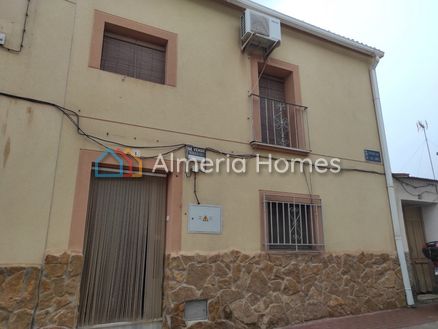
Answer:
[{"left": 256, "top": 0, "right": 438, "bottom": 179}]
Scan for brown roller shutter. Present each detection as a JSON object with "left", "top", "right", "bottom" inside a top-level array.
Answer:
[
  {"left": 101, "top": 32, "right": 166, "bottom": 84},
  {"left": 78, "top": 174, "right": 167, "bottom": 326}
]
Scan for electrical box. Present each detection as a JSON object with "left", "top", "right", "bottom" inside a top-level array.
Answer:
[
  {"left": 188, "top": 204, "right": 222, "bottom": 234},
  {"left": 0, "top": 33, "right": 6, "bottom": 45}
]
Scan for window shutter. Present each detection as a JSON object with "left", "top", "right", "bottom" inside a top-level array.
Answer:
[{"left": 101, "top": 33, "right": 166, "bottom": 84}]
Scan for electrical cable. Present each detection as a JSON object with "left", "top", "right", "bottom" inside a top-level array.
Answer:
[
  {"left": 205, "top": 147, "right": 383, "bottom": 175},
  {"left": 0, "top": 91, "right": 187, "bottom": 151},
  {"left": 393, "top": 176, "right": 438, "bottom": 197},
  {"left": 0, "top": 91, "right": 386, "bottom": 176},
  {"left": 193, "top": 171, "right": 201, "bottom": 204},
  {"left": 393, "top": 177, "right": 438, "bottom": 201},
  {"left": 399, "top": 141, "right": 425, "bottom": 173},
  {"left": 398, "top": 181, "right": 422, "bottom": 197},
  {"left": 394, "top": 178, "right": 437, "bottom": 189},
  {"left": 205, "top": 147, "right": 256, "bottom": 159}
]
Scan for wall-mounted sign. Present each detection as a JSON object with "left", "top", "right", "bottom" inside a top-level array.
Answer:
[
  {"left": 186, "top": 145, "right": 206, "bottom": 162},
  {"left": 364, "top": 149, "right": 382, "bottom": 163},
  {"left": 188, "top": 204, "right": 222, "bottom": 234}
]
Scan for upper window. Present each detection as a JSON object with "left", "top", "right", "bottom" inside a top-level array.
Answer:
[
  {"left": 260, "top": 191, "right": 324, "bottom": 252},
  {"left": 89, "top": 10, "right": 177, "bottom": 86},
  {"left": 101, "top": 31, "right": 166, "bottom": 84},
  {"left": 250, "top": 58, "right": 309, "bottom": 154}
]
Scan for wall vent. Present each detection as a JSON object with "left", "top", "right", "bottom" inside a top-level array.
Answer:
[{"left": 184, "top": 300, "right": 208, "bottom": 322}]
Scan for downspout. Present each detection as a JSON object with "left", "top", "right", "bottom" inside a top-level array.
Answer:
[{"left": 370, "top": 56, "right": 415, "bottom": 306}]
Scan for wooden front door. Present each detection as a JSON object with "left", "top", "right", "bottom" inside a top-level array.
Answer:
[{"left": 404, "top": 206, "right": 434, "bottom": 293}]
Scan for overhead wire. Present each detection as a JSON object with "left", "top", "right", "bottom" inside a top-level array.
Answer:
[
  {"left": 193, "top": 171, "right": 201, "bottom": 204},
  {"left": 0, "top": 91, "right": 385, "bottom": 175},
  {"left": 393, "top": 176, "right": 438, "bottom": 198},
  {"left": 399, "top": 141, "right": 425, "bottom": 173}
]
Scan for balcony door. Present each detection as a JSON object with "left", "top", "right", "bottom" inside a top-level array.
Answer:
[
  {"left": 259, "top": 74, "right": 293, "bottom": 147},
  {"left": 78, "top": 173, "right": 167, "bottom": 327}
]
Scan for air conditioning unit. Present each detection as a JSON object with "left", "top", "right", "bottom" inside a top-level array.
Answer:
[{"left": 240, "top": 9, "right": 281, "bottom": 56}]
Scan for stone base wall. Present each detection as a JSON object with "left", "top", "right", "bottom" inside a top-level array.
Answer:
[
  {"left": 0, "top": 266, "right": 39, "bottom": 329},
  {"left": 33, "top": 252, "right": 83, "bottom": 328},
  {"left": 163, "top": 251, "right": 405, "bottom": 329},
  {"left": 1, "top": 250, "right": 405, "bottom": 329},
  {"left": 0, "top": 252, "right": 83, "bottom": 329}
]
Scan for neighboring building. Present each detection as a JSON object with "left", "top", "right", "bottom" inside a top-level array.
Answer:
[
  {"left": 0, "top": 0, "right": 410, "bottom": 328},
  {"left": 393, "top": 173, "right": 438, "bottom": 297}
]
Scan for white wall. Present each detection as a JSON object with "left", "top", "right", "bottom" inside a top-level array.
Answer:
[
  {"left": 394, "top": 175, "right": 438, "bottom": 252},
  {"left": 423, "top": 205, "right": 438, "bottom": 243}
]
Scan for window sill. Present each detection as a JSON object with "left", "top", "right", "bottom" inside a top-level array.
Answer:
[
  {"left": 92, "top": 67, "right": 174, "bottom": 87},
  {"left": 264, "top": 249, "right": 324, "bottom": 255},
  {"left": 250, "top": 141, "right": 311, "bottom": 156}
]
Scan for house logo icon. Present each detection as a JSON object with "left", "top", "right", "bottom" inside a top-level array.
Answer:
[{"left": 94, "top": 148, "right": 142, "bottom": 178}]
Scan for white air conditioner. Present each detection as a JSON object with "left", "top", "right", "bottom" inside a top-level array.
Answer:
[{"left": 240, "top": 9, "right": 281, "bottom": 55}]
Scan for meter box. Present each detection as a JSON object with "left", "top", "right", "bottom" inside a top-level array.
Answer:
[{"left": 188, "top": 204, "right": 222, "bottom": 234}]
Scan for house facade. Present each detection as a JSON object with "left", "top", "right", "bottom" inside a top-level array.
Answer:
[{"left": 0, "top": 0, "right": 408, "bottom": 328}]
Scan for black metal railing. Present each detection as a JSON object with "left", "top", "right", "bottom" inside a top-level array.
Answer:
[{"left": 252, "top": 94, "right": 308, "bottom": 150}]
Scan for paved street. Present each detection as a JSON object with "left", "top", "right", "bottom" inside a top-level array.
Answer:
[
  {"left": 405, "top": 323, "right": 438, "bottom": 329},
  {"left": 284, "top": 304, "right": 438, "bottom": 329}
]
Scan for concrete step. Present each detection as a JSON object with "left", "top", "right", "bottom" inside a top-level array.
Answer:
[
  {"left": 417, "top": 294, "right": 438, "bottom": 304},
  {"left": 80, "top": 320, "right": 162, "bottom": 329}
]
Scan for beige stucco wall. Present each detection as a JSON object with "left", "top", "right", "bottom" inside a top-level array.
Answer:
[
  {"left": 0, "top": 0, "right": 76, "bottom": 264},
  {"left": 0, "top": 0, "right": 395, "bottom": 264},
  {"left": 0, "top": 0, "right": 28, "bottom": 51},
  {"left": 0, "top": 99, "right": 63, "bottom": 264}
]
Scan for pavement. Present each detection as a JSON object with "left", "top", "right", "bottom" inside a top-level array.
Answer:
[{"left": 284, "top": 304, "right": 438, "bottom": 329}]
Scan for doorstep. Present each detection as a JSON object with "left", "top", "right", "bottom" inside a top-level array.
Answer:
[
  {"left": 80, "top": 320, "right": 162, "bottom": 329},
  {"left": 417, "top": 294, "right": 438, "bottom": 305}
]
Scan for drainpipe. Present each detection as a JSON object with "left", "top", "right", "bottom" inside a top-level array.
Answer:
[{"left": 370, "top": 57, "right": 415, "bottom": 306}]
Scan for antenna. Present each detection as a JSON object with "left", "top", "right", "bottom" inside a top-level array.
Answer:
[{"left": 417, "top": 120, "right": 436, "bottom": 180}]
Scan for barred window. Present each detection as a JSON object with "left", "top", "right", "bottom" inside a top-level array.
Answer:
[{"left": 262, "top": 192, "right": 324, "bottom": 251}]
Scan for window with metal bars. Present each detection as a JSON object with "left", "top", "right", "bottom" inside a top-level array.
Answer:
[
  {"left": 100, "top": 31, "right": 166, "bottom": 84},
  {"left": 263, "top": 193, "right": 324, "bottom": 251}
]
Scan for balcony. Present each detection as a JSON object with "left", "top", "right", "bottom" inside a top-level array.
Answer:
[{"left": 250, "top": 95, "right": 310, "bottom": 155}]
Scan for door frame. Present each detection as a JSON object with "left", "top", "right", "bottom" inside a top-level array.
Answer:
[
  {"left": 67, "top": 149, "right": 182, "bottom": 326},
  {"left": 68, "top": 149, "right": 182, "bottom": 254}
]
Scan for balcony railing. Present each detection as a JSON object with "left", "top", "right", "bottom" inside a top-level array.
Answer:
[{"left": 251, "top": 95, "right": 309, "bottom": 152}]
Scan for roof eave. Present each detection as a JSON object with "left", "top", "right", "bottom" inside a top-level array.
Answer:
[{"left": 224, "top": 0, "right": 384, "bottom": 58}]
